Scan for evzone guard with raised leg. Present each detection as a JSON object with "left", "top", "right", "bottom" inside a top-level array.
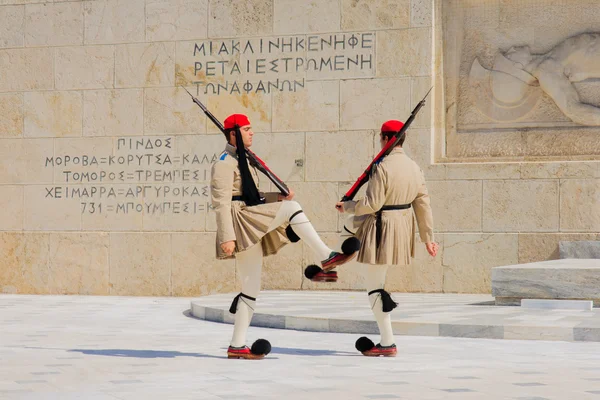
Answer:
[{"left": 210, "top": 113, "right": 358, "bottom": 359}]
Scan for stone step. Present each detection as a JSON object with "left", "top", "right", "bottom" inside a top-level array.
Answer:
[
  {"left": 492, "top": 259, "right": 600, "bottom": 306},
  {"left": 559, "top": 241, "right": 600, "bottom": 259}
]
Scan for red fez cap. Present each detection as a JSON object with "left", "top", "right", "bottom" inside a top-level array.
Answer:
[
  {"left": 381, "top": 120, "right": 404, "bottom": 133},
  {"left": 224, "top": 114, "right": 251, "bottom": 130}
]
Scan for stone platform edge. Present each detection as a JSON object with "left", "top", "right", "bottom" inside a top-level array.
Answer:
[{"left": 190, "top": 301, "right": 600, "bottom": 343}]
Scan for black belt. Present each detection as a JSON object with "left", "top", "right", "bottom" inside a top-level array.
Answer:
[
  {"left": 376, "top": 204, "right": 411, "bottom": 248},
  {"left": 231, "top": 195, "right": 265, "bottom": 204}
]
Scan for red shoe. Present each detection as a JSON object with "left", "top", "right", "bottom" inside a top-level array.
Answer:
[
  {"left": 227, "top": 346, "right": 265, "bottom": 360},
  {"left": 321, "top": 251, "right": 356, "bottom": 272},
  {"left": 227, "top": 339, "right": 271, "bottom": 360},
  {"left": 311, "top": 270, "right": 338, "bottom": 282},
  {"left": 361, "top": 343, "right": 397, "bottom": 357}
]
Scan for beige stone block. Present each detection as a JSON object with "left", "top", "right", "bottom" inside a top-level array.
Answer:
[
  {"left": 24, "top": 91, "right": 82, "bottom": 138},
  {"left": 0, "top": 5, "right": 24, "bottom": 48},
  {"left": 0, "top": 93, "right": 23, "bottom": 137},
  {"left": 24, "top": 185, "right": 81, "bottom": 230},
  {"left": 0, "top": 139, "right": 53, "bottom": 184},
  {"left": 520, "top": 162, "right": 599, "bottom": 179},
  {"left": 25, "top": 2, "right": 83, "bottom": 46},
  {"left": 387, "top": 235, "right": 443, "bottom": 292},
  {"left": 411, "top": 0, "right": 432, "bottom": 27},
  {"left": 261, "top": 241, "right": 303, "bottom": 290},
  {"left": 560, "top": 179, "right": 600, "bottom": 232},
  {"left": 341, "top": 78, "right": 411, "bottom": 130},
  {"left": 443, "top": 233, "right": 518, "bottom": 293},
  {"left": 208, "top": 0, "right": 273, "bottom": 38},
  {"left": 146, "top": 0, "right": 208, "bottom": 42},
  {"left": 0, "top": 186, "right": 23, "bottom": 230},
  {"left": 306, "top": 131, "right": 374, "bottom": 182},
  {"left": 250, "top": 132, "right": 304, "bottom": 182},
  {"left": 81, "top": 185, "right": 144, "bottom": 231},
  {"left": 301, "top": 233, "right": 366, "bottom": 291},
  {"left": 518, "top": 233, "right": 600, "bottom": 264},
  {"left": 445, "top": 163, "right": 521, "bottom": 180},
  {"left": 292, "top": 182, "right": 339, "bottom": 232},
  {"left": 377, "top": 28, "right": 431, "bottom": 77},
  {"left": 47, "top": 233, "right": 110, "bottom": 295},
  {"left": 53, "top": 137, "right": 114, "bottom": 183},
  {"left": 341, "top": 0, "right": 409, "bottom": 30},
  {"left": 274, "top": 0, "right": 340, "bottom": 34},
  {"left": 83, "top": 89, "right": 143, "bottom": 137},
  {"left": 83, "top": 0, "right": 145, "bottom": 45},
  {"left": 142, "top": 184, "right": 207, "bottom": 232},
  {"left": 0, "top": 48, "right": 53, "bottom": 91},
  {"left": 445, "top": 131, "right": 526, "bottom": 160},
  {"left": 206, "top": 92, "right": 272, "bottom": 134},
  {"left": 206, "top": 207, "right": 217, "bottom": 232},
  {"left": 0, "top": 0, "right": 46, "bottom": 4},
  {"left": 144, "top": 87, "right": 207, "bottom": 135},
  {"left": 0, "top": 232, "right": 102, "bottom": 295},
  {"left": 55, "top": 46, "right": 114, "bottom": 90},
  {"left": 400, "top": 128, "right": 429, "bottom": 166},
  {"left": 411, "top": 76, "right": 432, "bottom": 128},
  {"left": 109, "top": 233, "right": 171, "bottom": 296},
  {"left": 525, "top": 130, "right": 600, "bottom": 158},
  {"left": 172, "top": 233, "right": 235, "bottom": 296},
  {"left": 272, "top": 80, "right": 338, "bottom": 132},
  {"left": 402, "top": 128, "right": 447, "bottom": 180},
  {"left": 483, "top": 180, "right": 559, "bottom": 232},
  {"left": 0, "top": 233, "right": 49, "bottom": 294},
  {"left": 428, "top": 180, "right": 482, "bottom": 232},
  {"left": 115, "top": 43, "right": 175, "bottom": 88}
]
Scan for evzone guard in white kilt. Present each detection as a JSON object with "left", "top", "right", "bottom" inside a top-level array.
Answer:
[
  {"left": 331, "top": 120, "right": 438, "bottom": 357},
  {"left": 211, "top": 114, "right": 359, "bottom": 360}
]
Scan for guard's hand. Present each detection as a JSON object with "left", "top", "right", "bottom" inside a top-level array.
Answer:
[
  {"left": 278, "top": 189, "right": 295, "bottom": 201},
  {"left": 221, "top": 240, "right": 236, "bottom": 256},
  {"left": 425, "top": 242, "right": 439, "bottom": 257},
  {"left": 335, "top": 202, "right": 345, "bottom": 213}
]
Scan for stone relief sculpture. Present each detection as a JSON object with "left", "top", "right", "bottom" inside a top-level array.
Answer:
[{"left": 469, "top": 32, "right": 600, "bottom": 125}]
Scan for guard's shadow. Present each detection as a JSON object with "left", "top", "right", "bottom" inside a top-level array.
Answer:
[
  {"left": 68, "top": 348, "right": 225, "bottom": 360},
  {"left": 271, "top": 347, "right": 356, "bottom": 357}
]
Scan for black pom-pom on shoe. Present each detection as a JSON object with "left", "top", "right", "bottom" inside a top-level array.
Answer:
[
  {"left": 304, "top": 264, "right": 323, "bottom": 280},
  {"left": 251, "top": 339, "right": 271, "bottom": 356},
  {"left": 355, "top": 336, "right": 375, "bottom": 353},
  {"left": 341, "top": 237, "right": 360, "bottom": 255}
]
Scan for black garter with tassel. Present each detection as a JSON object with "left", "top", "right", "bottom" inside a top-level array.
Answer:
[
  {"left": 229, "top": 293, "right": 256, "bottom": 314},
  {"left": 368, "top": 289, "right": 398, "bottom": 313}
]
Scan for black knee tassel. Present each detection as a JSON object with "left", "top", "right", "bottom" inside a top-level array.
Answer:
[
  {"left": 368, "top": 289, "right": 397, "bottom": 313},
  {"left": 229, "top": 292, "right": 256, "bottom": 314}
]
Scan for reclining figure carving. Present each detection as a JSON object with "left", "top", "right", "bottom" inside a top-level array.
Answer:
[{"left": 470, "top": 32, "right": 600, "bottom": 125}]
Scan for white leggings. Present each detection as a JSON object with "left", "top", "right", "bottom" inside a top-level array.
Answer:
[
  {"left": 365, "top": 264, "right": 395, "bottom": 347},
  {"left": 230, "top": 200, "right": 332, "bottom": 347}
]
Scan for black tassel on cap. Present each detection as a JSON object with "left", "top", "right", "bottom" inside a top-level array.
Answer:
[{"left": 234, "top": 127, "right": 263, "bottom": 207}]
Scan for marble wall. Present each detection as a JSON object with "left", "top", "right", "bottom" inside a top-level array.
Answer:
[{"left": 0, "top": 0, "right": 598, "bottom": 296}]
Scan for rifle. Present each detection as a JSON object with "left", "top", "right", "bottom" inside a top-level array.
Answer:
[
  {"left": 340, "top": 87, "right": 433, "bottom": 202},
  {"left": 182, "top": 87, "right": 290, "bottom": 197}
]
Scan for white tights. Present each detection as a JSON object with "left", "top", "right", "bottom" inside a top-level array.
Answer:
[
  {"left": 230, "top": 200, "right": 333, "bottom": 347},
  {"left": 365, "top": 264, "right": 395, "bottom": 346}
]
